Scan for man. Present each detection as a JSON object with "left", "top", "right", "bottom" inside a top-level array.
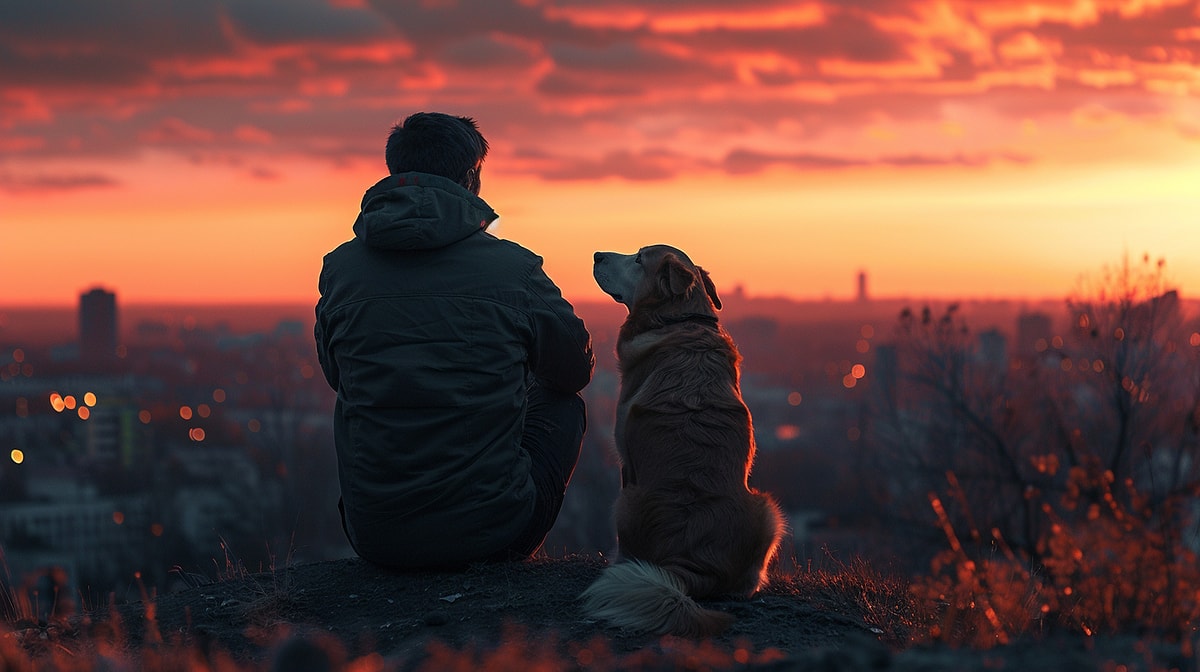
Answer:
[{"left": 315, "top": 112, "right": 594, "bottom": 569}]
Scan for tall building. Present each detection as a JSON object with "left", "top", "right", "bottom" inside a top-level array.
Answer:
[
  {"left": 79, "top": 287, "right": 118, "bottom": 363},
  {"left": 857, "top": 271, "right": 868, "bottom": 302}
]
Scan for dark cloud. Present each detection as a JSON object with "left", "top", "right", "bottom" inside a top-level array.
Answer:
[
  {"left": 1033, "top": 3, "right": 1200, "bottom": 55},
  {"left": 536, "top": 40, "right": 734, "bottom": 95},
  {"left": 550, "top": 0, "right": 806, "bottom": 8},
  {"left": 0, "top": 0, "right": 1194, "bottom": 175},
  {"left": 368, "top": 0, "right": 619, "bottom": 52},
  {"left": 524, "top": 148, "right": 688, "bottom": 180},
  {"left": 675, "top": 10, "right": 909, "bottom": 64},
  {"left": 440, "top": 35, "right": 543, "bottom": 69},
  {"left": 723, "top": 149, "right": 861, "bottom": 173},
  {"left": 0, "top": 171, "right": 120, "bottom": 193},
  {"left": 0, "top": 1, "right": 230, "bottom": 87},
  {"left": 221, "top": 0, "right": 387, "bottom": 44},
  {"left": 722, "top": 148, "right": 1031, "bottom": 174}
]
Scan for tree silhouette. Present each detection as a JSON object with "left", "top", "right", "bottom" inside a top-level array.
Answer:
[{"left": 867, "top": 255, "right": 1200, "bottom": 640}]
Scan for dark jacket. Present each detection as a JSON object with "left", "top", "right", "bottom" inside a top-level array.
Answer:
[{"left": 315, "top": 172, "right": 594, "bottom": 568}]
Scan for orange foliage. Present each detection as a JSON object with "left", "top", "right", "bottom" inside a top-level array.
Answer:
[{"left": 912, "top": 465, "right": 1200, "bottom": 649}]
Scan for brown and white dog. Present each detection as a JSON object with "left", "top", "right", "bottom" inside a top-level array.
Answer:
[{"left": 581, "top": 244, "right": 785, "bottom": 637}]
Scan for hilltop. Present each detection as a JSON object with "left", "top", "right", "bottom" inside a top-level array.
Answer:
[{"left": 6, "top": 554, "right": 1179, "bottom": 671}]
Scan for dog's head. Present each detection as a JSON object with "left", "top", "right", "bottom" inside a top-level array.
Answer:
[{"left": 593, "top": 245, "right": 722, "bottom": 318}]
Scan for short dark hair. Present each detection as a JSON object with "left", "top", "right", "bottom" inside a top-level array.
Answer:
[{"left": 385, "top": 112, "right": 489, "bottom": 194}]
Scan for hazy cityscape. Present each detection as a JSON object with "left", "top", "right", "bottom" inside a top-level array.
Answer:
[{"left": 2, "top": 277, "right": 1198, "bottom": 614}]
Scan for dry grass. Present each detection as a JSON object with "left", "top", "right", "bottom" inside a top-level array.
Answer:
[
  {"left": 2, "top": 537, "right": 1190, "bottom": 667},
  {"left": 910, "top": 466, "right": 1200, "bottom": 655}
]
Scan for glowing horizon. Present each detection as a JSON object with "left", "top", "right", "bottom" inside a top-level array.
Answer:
[{"left": 3, "top": 0, "right": 1199, "bottom": 306}]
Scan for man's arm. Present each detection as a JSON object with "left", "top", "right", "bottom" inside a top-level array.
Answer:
[
  {"left": 526, "top": 264, "right": 595, "bottom": 394},
  {"left": 314, "top": 267, "right": 340, "bottom": 391}
]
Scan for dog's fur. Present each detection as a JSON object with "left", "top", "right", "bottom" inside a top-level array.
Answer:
[{"left": 581, "top": 245, "right": 785, "bottom": 637}]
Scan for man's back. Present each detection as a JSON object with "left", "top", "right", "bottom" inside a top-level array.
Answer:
[{"left": 316, "top": 172, "right": 593, "bottom": 568}]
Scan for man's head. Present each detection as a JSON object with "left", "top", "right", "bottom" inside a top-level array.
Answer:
[{"left": 385, "top": 112, "right": 489, "bottom": 195}]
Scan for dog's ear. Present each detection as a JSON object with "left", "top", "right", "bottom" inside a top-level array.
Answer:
[
  {"left": 697, "top": 266, "right": 722, "bottom": 310},
  {"left": 659, "top": 254, "right": 696, "bottom": 299}
]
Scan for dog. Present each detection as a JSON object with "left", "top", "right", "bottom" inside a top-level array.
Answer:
[{"left": 581, "top": 244, "right": 785, "bottom": 637}]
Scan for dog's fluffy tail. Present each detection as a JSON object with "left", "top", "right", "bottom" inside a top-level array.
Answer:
[{"left": 581, "top": 560, "right": 733, "bottom": 637}]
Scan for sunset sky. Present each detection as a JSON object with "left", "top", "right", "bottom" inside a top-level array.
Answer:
[{"left": 3, "top": 0, "right": 1199, "bottom": 306}]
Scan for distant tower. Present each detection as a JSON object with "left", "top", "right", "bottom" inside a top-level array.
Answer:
[
  {"left": 857, "top": 271, "right": 868, "bottom": 302},
  {"left": 80, "top": 287, "right": 118, "bottom": 363}
]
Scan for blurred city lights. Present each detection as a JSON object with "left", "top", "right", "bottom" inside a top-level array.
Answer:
[
  {"left": 63, "top": 395, "right": 77, "bottom": 410},
  {"left": 787, "top": 391, "right": 802, "bottom": 406},
  {"left": 77, "top": 406, "right": 90, "bottom": 420},
  {"left": 83, "top": 392, "right": 97, "bottom": 407},
  {"left": 179, "top": 405, "right": 193, "bottom": 420},
  {"left": 212, "top": 388, "right": 227, "bottom": 403},
  {"left": 138, "top": 410, "right": 152, "bottom": 424},
  {"left": 10, "top": 449, "right": 24, "bottom": 464},
  {"left": 50, "top": 393, "right": 65, "bottom": 412},
  {"left": 112, "top": 511, "right": 125, "bottom": 525},
  {"left": 775, "top": 424, "right": 801, "bottom": 441},
  {"left": 197, "top": 403, "right": 211, "bottom": 418},
  {"left": 851, "top": 364, "right": 866, "bottom": 379}
]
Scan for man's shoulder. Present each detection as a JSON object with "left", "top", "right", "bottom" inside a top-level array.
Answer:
[
  {"left": 321, "top": 237, "right": 364, "bottom": 265},
  {"left": 471, "top": 232, "right": 545, "bottom": 270}
]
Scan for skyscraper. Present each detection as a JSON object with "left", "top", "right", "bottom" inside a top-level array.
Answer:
[
  {"left": 857, "top": 271, "right": 868, "bottom": 302},
  {"left": 79, "top": 287, "right": 117, "bottom": 363}
]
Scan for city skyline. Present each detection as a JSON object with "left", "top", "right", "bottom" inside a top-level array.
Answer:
[{"left": 3, "top": 1, "right": 1199, "bottom": 305}]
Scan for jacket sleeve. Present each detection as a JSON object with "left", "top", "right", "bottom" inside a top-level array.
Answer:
[
  {"left": 314, "top": 265, "right": 340, "bottom": 392},
  {"left": 525, "top": 262, "right": 595, "bottom": 394}
]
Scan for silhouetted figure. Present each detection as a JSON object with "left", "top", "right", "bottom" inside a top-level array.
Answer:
[{"left": 315, "top": 112, "right": 594, "bottom": 569}]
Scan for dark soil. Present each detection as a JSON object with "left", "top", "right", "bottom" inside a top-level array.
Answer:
[{"left": 87, "top": 554, "right": 1195, "bottom": 671}]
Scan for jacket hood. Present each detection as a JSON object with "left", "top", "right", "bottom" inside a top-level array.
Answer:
[{"left": 353, "top": 172, "right": 499, "bottom": 251}]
